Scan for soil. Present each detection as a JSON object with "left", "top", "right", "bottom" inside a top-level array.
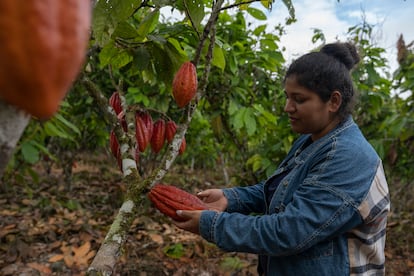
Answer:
[{"left": 0, "top": 153, "right": 413, "bottom": 275}]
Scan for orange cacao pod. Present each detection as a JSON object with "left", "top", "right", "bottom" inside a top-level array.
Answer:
[
  {"left": 135, "top": 111, "right": 153, "bottom": 152},
  {"left": 0, "top": 1, "right": 91, "bottom": 119},
  {"left": 148, "top": 184, "right": 208, "bottom": 221},
  {"left": 172, "top": 62, "right": 197, "bottom": 108},
  {"left": 165, "top": 120, "right": 177, "bottom": 144},
  {"left": 150, "top": 119, "right": 166, "bottom": 153}
]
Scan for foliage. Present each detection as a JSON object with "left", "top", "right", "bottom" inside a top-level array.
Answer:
[{"left": 5, "top": 0, "right": 414, "bottom": 190}]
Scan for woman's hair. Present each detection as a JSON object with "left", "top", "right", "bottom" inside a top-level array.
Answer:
[{"left": 284, "top": 42, "right": 360, "bottom": 121}]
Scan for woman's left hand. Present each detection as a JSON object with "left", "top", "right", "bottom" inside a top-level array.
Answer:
[{"left": 172, "top": 210, "right": 203, "bottom": 235}]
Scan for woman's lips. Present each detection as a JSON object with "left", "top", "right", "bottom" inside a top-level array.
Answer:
[{"left": 289, "top": 116, "right": 298, "bottom": 123}]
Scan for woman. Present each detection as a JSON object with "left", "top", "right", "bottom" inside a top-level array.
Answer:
[{"left": 174, "top": 42, "right": 390, "bottom": 275}]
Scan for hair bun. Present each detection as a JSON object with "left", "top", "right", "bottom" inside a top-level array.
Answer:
[{"left": 320, "top": 42, "right": 360, "bottom": 70}]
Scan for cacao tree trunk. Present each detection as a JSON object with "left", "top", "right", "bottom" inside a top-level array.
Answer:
[{"left": 0, "top": 100, "right": 30, "bottom": 182}]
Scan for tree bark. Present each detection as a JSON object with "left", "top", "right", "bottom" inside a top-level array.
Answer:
[{"left": 0, "top": 100, "right": 30, "bottom": 181}]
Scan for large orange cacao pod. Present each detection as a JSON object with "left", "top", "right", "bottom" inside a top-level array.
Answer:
[
  {"left": 0, "top": 1, "right": 91, "bottom": 119},
  {"left": 172, "top": 62, "right": 197, "bottom": 108},
  {"left": 148, "top": 184, "right": 208, "bottom": 221},
  {"left": 150, "top": 119, "right": 166, "bottom": 154}
]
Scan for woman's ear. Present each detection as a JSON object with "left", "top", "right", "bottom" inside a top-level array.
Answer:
[{"left": 329, "top": 91, "right": 342, "bottom": 112}]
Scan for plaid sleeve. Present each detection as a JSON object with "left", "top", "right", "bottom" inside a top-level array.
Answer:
[{"left": 347, "top": 162, "right": 390, "bottom": 276}]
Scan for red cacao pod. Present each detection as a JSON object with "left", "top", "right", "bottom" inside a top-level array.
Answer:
[
  {"left": 179, "top": 138, "right": 186, "bottom": 155},
  {"left": 165, "top": 120, "right": 177, "bottom": 144},
  {"left": 142, "top": 112, "right": 153, "bottom": 138},
  {"left": 109, "top": 130, "right": 122, "bottom": 171},
  {"left": 110, "top": 92, "right": 127, "bottom": 132},
  {"left": 109, "top": 92, "right": 123, "bottom": 115},
  {"left": 172, "top": 62, "right": 197, "bottom": 108},
  {"left": 135, "top": 111, "right": 153, "bottom": 152},
  {"left": 0, "top": 1, "right": 91, "bottom": 119},
  {"left": 151, "top": 119, "right": 166, "bottom": 153},
  {"left": 148, "top": 184, "right": 208, "bottom": 221}
]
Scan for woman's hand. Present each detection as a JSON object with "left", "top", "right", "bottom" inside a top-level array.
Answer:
[
  {"left": 173, "top": 210, "right": 203, "bottom": 234},
  {"left": 173, "top": 189, "right": 227, "bottom": 235},
  {"left": 197, "top": 189, "right": 228, "bottom": 211}
]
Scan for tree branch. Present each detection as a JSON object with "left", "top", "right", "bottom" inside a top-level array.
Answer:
[
  {"left": 85, "top": 0, "right": 225, "bottom": 274},
  {"left": 0, "top": 100, "right": 30, "bottom": 184}
]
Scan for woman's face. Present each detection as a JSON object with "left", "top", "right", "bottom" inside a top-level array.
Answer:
[{"left": 283, "top": 76, "right": 340, "bottom": 141}]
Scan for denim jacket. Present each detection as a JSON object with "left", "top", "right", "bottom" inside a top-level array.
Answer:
[{"left": 199, "top": 116, "right": 390, "bottom": 275}]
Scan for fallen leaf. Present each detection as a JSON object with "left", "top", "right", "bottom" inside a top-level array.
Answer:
[
  {"left": 27, "top": 262, "right": 52, "bottom": 274},
  {"left": 73, "top": 241, "right": 91, "bottom": 259},
  {"left": 48, "top": 254, "right": 64, "bottom": 263},
  {"left": 149, "top": 233, "right": 164, "bottom": 245}
]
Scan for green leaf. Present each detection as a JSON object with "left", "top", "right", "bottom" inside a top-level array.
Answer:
[
  {"left": 136, "top": 9, "right": 160, "bottom": 38},
  {"left": 233, "top": 108, "right": 246, "bottom": 130},
  {"left": 220, "top": 256, "right": 244, "bottom": 271},
  {"left": 212, "top": 45, "right": 226, "bottom": 71},
  {"left": 243, "top": 108, "right": 257, "bottom": 136},
  {"left": 281, "top": 0, "right": 295, "bottom": 19},
  {"left": 247, "top": 7, "right": 267, "bottom": 20},
  {"left": 99, "top": 41, "right": 133, "bottom": 69},
  {"left": 112, "top": 21, "right": 139, "bottom": 39},
  {"left": 185, "top": 0, "right": 205, "bottom": 31},
  {"left": 21, "top": 141, "right": 39, "bottom": 164},
  {"left": 53, "top": 113, "right": 81, "bottom": 136},
  {"left": 163, "top": 243, "right": 185, "bottom": 259},
  {"left": 253, "top": 24, "right": 267, "bottom": 36},
  {"left": 247, "top": 154, "right": 262, "bottom": 173},
  {"left": 93, "top": 0, "right": 143, "bottom": 46}
]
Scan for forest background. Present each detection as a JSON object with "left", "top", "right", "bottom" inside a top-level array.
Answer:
[{"left": 1, "top": 0, "right": 413, "bottom": 275}]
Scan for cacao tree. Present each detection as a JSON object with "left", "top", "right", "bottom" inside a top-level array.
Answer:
[{"left": 78, "top": 0, "right": 298, "bottom": 274}]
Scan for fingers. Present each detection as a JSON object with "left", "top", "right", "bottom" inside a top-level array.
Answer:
[{"left": 173, "top": 210, "right": 202, "bottom": 234}]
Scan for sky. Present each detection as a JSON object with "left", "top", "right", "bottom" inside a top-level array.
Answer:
[{"left": 264, "top": 0, "right": 414, "bottom": 71}]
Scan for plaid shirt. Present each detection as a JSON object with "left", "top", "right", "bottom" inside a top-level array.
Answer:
[{"left": 348, "top": 164, "right": 390, "bottom": 275}]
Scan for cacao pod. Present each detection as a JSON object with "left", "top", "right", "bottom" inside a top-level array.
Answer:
[
  {"left": 109, "top": 130, "right": 122, "bottom": 171},
  {"left": 165, "top": 120, "right": 177, "bottom": 144},
  {"left": 150, "top": 119, "right": 166, "bottom": 154},
  {"left": 109, "top": 92, "right": 123, "bottom": 115},
  {"left": 110, "top": 92, "right": 127, "bottom": 132},
  {"left": 142, "top": 111, "right": 153, "bottom": 139},
  {"left": 148, "top": 184, "right": 208, "bottom": 221},
  {"left": 0, "top": 1, "right": 91, "bottom": 119},
  {"left": 179, "top": 138, "right": 186, "bottom": 155},
  {"left": 135, "top": 111, "right": 153, "bottom": 152},
  {"left": 172, "top": 62, "right": 197, "bottom": 108}
]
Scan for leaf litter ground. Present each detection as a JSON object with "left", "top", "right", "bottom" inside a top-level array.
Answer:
[{"left": 0, "top": 153, "right": 413, "bottom": 275}]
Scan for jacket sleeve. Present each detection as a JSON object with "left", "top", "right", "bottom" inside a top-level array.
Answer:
[
  {"left": 199, "top": 146, "right": 375, "bottom": 256},
  {"left": 222, "top": 182, "right": 266, "bottom": 214}
]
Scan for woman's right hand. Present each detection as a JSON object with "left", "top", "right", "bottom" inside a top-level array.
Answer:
[{"left": 197, "top": 189, "right": 228, "bottom": 211}]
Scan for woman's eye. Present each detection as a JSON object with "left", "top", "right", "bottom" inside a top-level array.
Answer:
[{"left": 294, "top": 97, "right": 305, "bottom": 103}]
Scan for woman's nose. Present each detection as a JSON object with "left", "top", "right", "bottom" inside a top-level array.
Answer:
[{"left": 284, "top": 99, "right": 295, "bottom": 113}]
